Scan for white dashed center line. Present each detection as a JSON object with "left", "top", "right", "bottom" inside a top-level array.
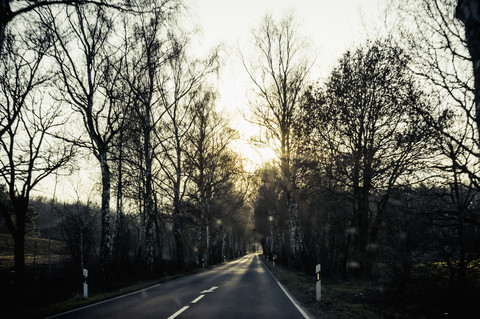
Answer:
[
  {"left": 167, "top": 306, "right": 189, "bottom": 319},
  {"left": 166, "top": 286, "right": 219, "bottom": 318},
  {"left": 200, "top": 286, "right": 218, "bottom": 293},
  {"left": 191, "top": 294, "right": 205, "bottom": 303}
]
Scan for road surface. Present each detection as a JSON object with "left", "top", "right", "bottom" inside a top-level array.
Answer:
[{"left": 48, "top": 254, "right": 310, "bottom": 319}]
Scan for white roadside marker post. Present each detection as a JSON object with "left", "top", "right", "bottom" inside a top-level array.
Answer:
[
  {"left": 316, "top": 264, "right": 321, "bottom": 302},
  {"left": 83, "top": 268, "right": 88, "bottom": 298}
]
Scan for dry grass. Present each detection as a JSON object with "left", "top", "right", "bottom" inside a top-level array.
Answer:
[{"left": 0, "top": 234, "right": 67, "bottom": 269}]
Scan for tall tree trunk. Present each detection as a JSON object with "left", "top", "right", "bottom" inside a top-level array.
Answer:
[
  {"left": 112, "top": 131, "right": 124, "bottom": 258},
  {"left": 456, "top": 0, "right": 480, "bottom": 143},
  {"left": 144, "top": 113, "right": 154, "bottom": 269},
  {"left": 197, "top": 202, "right": 208, "bottom": 267},
  {"left": 0, "top": 0, "right": 11, "bottom": 54},
  {"left": 350, "top": 185, "right": 371, "bottom": 277},
  {"left": 173, "top": 189, "right": 184, "bottom": 269},
  {"left": 196, "top": 218, "right": 202, "bottom": 265},
  {"left": 222, "top": 231, "right": 227, "bottom": 261},
  {"left": 205, "top": 218, "right": 210, "bottom": 264},
  {"left": 173, "top": 141, "right": 184, "bottom": 268},
  {"left": 287, "top": 193, "right": 303, "bottom": 268},
  {"left": 173, "top": 132, "right": 185, "bottom": 269},
  {"left": 201, "top": 194, "right": 210, "bottom": 266},
  {"left": 154, "top": 214, "right": 163, "bottom": 264},
  {"left": 99, "top": 152, "right": 112, "bottom": 286},
  {"left": 280, "top": 127, "right": 305, "bottom": 268},
  {"left": 138, "top": 184, "right": 145, "bottom": 259},
  {"left": 12, "top": 198, "right": 28, "bottom": 289},
  {"left": 269, "top": 221, "right": 275, "bottom": 257},
  {"left": 453, "top": 157, "right": 467, "bottom": 287}
]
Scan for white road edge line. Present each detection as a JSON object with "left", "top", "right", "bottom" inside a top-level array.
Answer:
[
  {"left": 191, "top": 294, "right": 205, "bottom": 303},
  {"left": 167, "top": 305, "right": 189, "bottom": 319},
  {"left": 276, "top": 280, "right": 310, "bottom": 319},
  {"left": 261, "top": 257, "right": 311, "bottom": 319}
]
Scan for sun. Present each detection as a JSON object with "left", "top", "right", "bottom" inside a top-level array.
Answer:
[
  {"left": 232, "top": 137, "right": 278, "bottom": 173},
  {"left": 218, "top": 106, "right": 278, "bottom": 173},
  {"left": 214, "top": 56, "right": 278, "bottom": 172}
]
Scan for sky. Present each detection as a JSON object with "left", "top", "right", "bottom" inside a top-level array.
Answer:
[
  {"left": 190, "top": 0, "right": 388, "bottom": 171},
  {"left": 33, "top": 0, "right": 388, "bottom": 201}
]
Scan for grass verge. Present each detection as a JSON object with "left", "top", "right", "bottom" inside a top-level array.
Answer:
[{"left": 261, "top": 257, "right": 406, "bottom": 319}]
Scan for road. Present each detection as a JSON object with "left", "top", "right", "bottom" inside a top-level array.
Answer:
[{"left": 48, "top": 254, "right": 310, "bottom": 319}]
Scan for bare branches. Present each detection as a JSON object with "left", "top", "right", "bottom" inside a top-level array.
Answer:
[
  {"left": 0, "top": 26, "right": 51, "bottom": 140},
  {"left": 0, "top": 19, "right": 75, "bottom": 280},
  {"left": 241, "top": 12, "right": 313, "bottom": 180},
  {"left": 240, "top": 12, "right": 314, "bottom": 267},
  {"left": 396, "top": 0, "right": 480, "bottom": 207},
  {"left": 37, "top": 2, "right": 137, "bottom": 280}
]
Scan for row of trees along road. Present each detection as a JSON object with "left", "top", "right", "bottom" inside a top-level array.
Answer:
[
  {"left": 0, "top": 0, "right": 251, "bottom": 294},
  {"left": 250, "top": 2, "right": 480, "bottom": 312},
  {"left": 299, "top": 40, "right": 435, "bottom": 278},
  {"left": 1, "top": 0, "right": 480, "bottom": 314}
]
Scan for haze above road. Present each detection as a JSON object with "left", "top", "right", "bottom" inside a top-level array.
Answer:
[{"left": 48, "top": 254, "right": 309, "bottom": 319}]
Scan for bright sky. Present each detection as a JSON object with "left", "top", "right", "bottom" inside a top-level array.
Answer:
[
  {"left": 33, "top": 0, "right": 388, "bottom": 201},
  {"left": 190, "top": 0, "right": 387, "bottom": 172}
]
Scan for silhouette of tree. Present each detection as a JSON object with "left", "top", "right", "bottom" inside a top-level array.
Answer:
[
  {"left": 154, "top": 33, "right": 220, "bottom": 269},
  {"left": 0, "top": 0, "right": 151, "bottom": 53},
  {"left": 0, "top": 25, "right": 74, "bottom": 286},
  {"left": 241, "top": 12, "right": 313, "bottom": 268},
  {"left": 396, "top": 0, "right": 480, "bottom": 289},
  {"left": 300, "top": 39, "right": 433, "bottom": 277},
  {"left": 39, "top": 3, "right": 128, "bottom": 284},
  {"left": 456, "top": 0, "right": 480, "bottom": 145},
  {"left": 185, "top": 89, "right": 243, "bottom": 266}
]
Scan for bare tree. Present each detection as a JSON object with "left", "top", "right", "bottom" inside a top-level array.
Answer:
[
  {"left": 396, "top": 0, "right": 479, "bottom": 183},
  {"left": 396, "top": 0, "right": 480, "bottom": 288},
  {"left": 156, "top": 34, "right": 220, "bottom": 269},
  {"left": 0, "top": 24, "right": 74, "bottom": 285},
  {"left": 116, "top": 1, "right": 179, "bottom": 269},
  {"left": 185, "top": 89, "right": 242, "bottom": 266},
  {"left": 39, "top": 3, "right": 126, "bottom": 283},
  {"left": 240, "top": 12, "right": 313, "bottom": 267},
  {"left": 59, "top": 199, "right": 100, "bottom": 275},
  {"left": 0, "top": 23, "right": 49, "bottom": 142},
  {"left": 0, "top": 0, "right": 138, "bottom": 53},
  {"left": 456, "top": 0, "right": 480, "bottom": 145},
  {"left": 300, "top": 39, "right": 433, "bottom": 277}
]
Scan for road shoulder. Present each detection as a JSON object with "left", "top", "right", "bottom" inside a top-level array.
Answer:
[{"left": 260, "top": 255, "right": 314, "bottom": 319}]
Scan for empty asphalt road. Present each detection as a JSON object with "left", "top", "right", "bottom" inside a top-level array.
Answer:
[{"left": 48, "top": 254, "right": 310, "bottom": 319}]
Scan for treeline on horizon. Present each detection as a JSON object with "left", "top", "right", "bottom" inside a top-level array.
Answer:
[
  {"left": 1, "top": 0, "right": 480, "bottom": 317},
  {"left": 0, "top": 192, "right": 250, "bottom": 270}
]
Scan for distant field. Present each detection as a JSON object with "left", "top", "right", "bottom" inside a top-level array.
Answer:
[{"left": 0, "top": 234, "right": 67, "bottom": 269}]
